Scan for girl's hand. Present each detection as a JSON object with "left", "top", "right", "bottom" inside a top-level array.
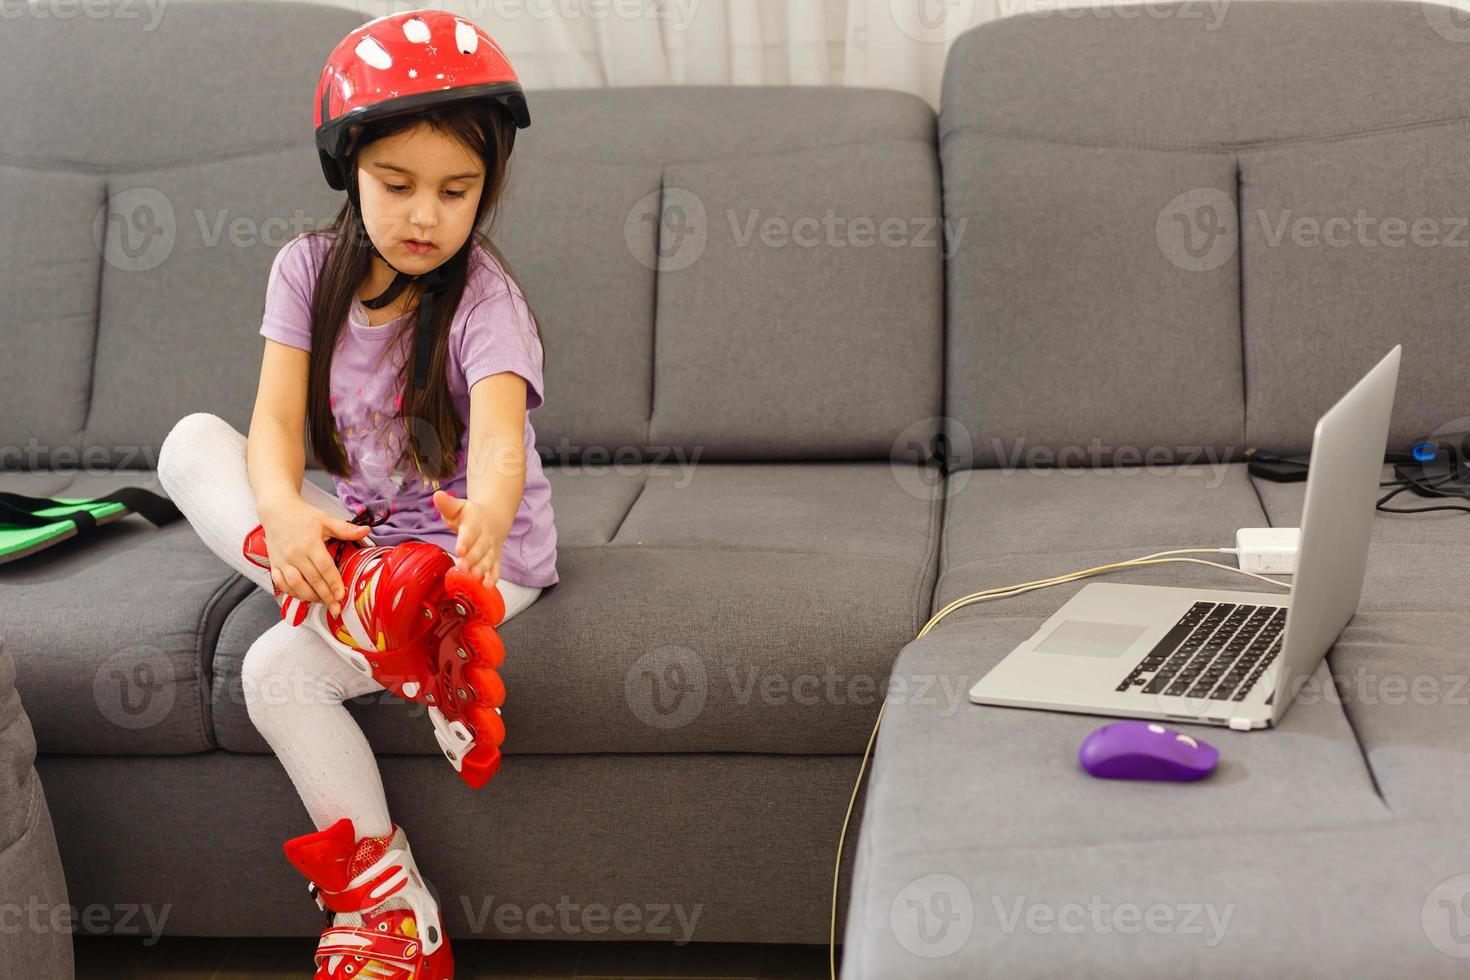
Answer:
[
  {"left": 258, "top": 497, "right": 373, "bottom": 616},
  {"left": 432, "top": 489, "right": 503, "bottom": 589}
]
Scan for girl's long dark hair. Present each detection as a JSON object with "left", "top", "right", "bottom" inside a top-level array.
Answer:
[{"left": 301, "top": 99, "right": 543, "bottom": 483}]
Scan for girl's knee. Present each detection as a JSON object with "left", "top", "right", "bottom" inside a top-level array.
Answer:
[
  {"left": 241, "top": 635, "right": 290, "bottom": 720},
  {"left": 242, "top": 629, "right": 354, "bottom": 719},
  {"left": 158, "top": 412, "right": 228, "bottom": 486}
]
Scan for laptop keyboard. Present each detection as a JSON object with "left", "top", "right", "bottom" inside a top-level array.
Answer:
[{"left": 1115, "top": 601, "right": 1285, "bottom": 702}]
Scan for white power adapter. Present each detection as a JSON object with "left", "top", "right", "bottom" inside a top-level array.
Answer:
[{"left": 1232, "top": 527, "right": 1302, "bottom": 575}]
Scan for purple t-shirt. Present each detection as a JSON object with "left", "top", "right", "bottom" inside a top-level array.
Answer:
[{"left": 258, "top": 231, "right": 558, "bottom": 588}]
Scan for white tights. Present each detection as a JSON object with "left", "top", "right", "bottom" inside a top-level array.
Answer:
[{"left": 157, "top": 412, "right": 541, "bottom": 838}]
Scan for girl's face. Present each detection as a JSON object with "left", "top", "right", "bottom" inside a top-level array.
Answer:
[{"left": 354, "top": 121, "right": 486, "bottom": 272}]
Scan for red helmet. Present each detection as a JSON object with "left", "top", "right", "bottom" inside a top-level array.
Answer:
[{"left": 314, "top": 9, "right": 530, "bottom": 190}]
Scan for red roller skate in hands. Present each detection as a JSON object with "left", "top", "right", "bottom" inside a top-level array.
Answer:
[
  {"left": 284, "top": 817, "right": 453, "bottom": 980},
  {"left": 243, "top": 506, "right": 509, "bottom": 788}
]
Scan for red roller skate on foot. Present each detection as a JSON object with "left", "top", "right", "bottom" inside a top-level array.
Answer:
[
  {"left": 284, "top": 818, "right": 453, "bottom": 980},
  {"left": 243, "top": 507, "right": 509, "bottom": 788}
]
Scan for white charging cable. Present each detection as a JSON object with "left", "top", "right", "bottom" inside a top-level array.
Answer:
[{"left": 828, "top": 546, "right": 1294, "bottom": 979}]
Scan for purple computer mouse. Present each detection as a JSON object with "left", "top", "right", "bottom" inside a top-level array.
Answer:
[{"left": 1079, "top": 721, "right": 1219, "bottom": 781}]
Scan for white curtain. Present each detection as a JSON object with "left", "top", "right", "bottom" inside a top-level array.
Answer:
[
  {"left": 352, "top": 0, "right": 1428, "bottom": 109},
  {"left": 352, "top": 0, "right": 989, "bottom": 109}
]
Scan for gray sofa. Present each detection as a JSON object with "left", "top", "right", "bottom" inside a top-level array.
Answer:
[{"left": 1, "top": 0, "right": 1467, "bottom": 974}]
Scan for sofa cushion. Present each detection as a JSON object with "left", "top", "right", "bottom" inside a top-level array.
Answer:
[
  {"left": 844, "top": 813, "right": 1463, "bottom": 977},
  {"left": 646, "top": 129, "right": 942, "bottom": 461},
  {"left": 1240, "top": 135, "right": 1470, "bottom": 454},
  {"left": 212, "top": 461, "right": 942, "bottom": 755},
  {"left": 921, "top": 463, "right": 1397, "bottom": 829},
  {"left": 0, "top": 2, "right": 362, "bottom": 469},
  {"left": 938, "top": 0, "right": 1470, "bottom": 469},
  {"left": 0, "top": 470, "right": 254, "bottom": 754},
  {"left": 87, "top": 144, "right": 345, "bottom": 469},
  {"left": 890, "top": 461, "right": 1467, "bottom": 851},
  {"left": 493, "top": 149, "right": 660, "bottom": 463},
  {"left": 499, "top": 85, "right": 942, "bottom": 464},
  {"left": 939, "top": 133, "right": 1245, "bottom": 470},
  {"left": 0, "top": 167, "right": 103, "bottom": 471},
  {"left": 39, "top": 749, "right": 864, "bottom": 945}
]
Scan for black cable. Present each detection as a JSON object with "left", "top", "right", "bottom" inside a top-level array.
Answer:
[
  {"left": 1376, "top": 471, "right": 1470, "bottom": 514},
  {"left": 1394, "top": 466, "right": 1470, "bottom": 499},
  {"left": 1378, "top": 502, "right": 1470, "bottom": 514}
]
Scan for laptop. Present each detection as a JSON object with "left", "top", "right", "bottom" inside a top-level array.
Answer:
[{"left": 968, "top": 346, "right": 1401, "bottom": 731}]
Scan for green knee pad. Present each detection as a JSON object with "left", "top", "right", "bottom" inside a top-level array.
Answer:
[{"left": 0, "top": 489, "right": 181, "bottom": 564}]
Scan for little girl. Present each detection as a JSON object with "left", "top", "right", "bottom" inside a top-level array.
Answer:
[{"left": 155, "top": 10, "right": 554, "bottom": 978}]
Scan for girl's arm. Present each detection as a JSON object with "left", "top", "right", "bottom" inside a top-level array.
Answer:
[
  {"left": 247, "top": 338, "right": 311, "bottom": 517},
  {"left": 448, "top": 372, "right": 528, "bottom": 578}
]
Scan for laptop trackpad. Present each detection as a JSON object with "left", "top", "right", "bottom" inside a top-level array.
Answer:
[{"left": 1034, "top": 619, "right": 1147, "bottom": 658}]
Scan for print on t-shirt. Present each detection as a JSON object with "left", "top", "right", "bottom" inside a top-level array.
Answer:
[{"left": 330, "top": 358, "right": 465, "bottom": 521}]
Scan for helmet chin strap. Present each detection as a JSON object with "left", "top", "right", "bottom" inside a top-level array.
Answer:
[{"left": 347, "top": 177, "right": 453, "bottom": 391}]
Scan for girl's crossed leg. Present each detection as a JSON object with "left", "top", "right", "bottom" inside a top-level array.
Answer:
[{"left": 157, "top": 412, "right": 540, "bottom": 835}]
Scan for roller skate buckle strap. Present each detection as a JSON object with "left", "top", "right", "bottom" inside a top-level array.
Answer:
[{"left": 317, "top": 927, "right": 422, "bottom": 966}]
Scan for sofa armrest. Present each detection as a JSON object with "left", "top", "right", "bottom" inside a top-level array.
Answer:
[{"left": 0, "top": 642, "right": 75, "bottom": 980}]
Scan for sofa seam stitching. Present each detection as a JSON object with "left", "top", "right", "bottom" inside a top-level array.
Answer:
[
  {"left": 0, "top": 770, "right": 42, "bottom": 863},
  {"left": 80, "top": 178, "right": 106, "bottom": 452},
  {"left": 871, "top": 810, "right": 1404, "bottom": 862},
  {"left": 907, "top": 494, "right": 925, "bottom": 636},
  {"left": 25, "top": 766, "right": 39, "bottom": 845},
  {"left": 650, "top": 134, "right": 935, "bottom": 166},
  {"left": 0, "top": 132, "right": 937, "bottom": 176},
  {"left": 912, "top": 477, "right": 944, "bottom": 637},
  {"left": 565, "top": 540, "right": 917, "bottom": 558},
  {"left": 1330, "top": 670, "right": 1392, "bottom": 813},
  {"left": 0, "top": 136, "right": 314, "bottom": 174},
  {"left": 603, "top": 477, "right": 647, "bottom": 545},
  {"left": 940, "top": 113, "right": 1470, "bottom": 155},
  {"left": 648, "top": 168, "right": 662, "bottom": 447},
  {"left": 1235, "top": 154, "right": 1249, "bottom": 448},
  {"left": 193, "top": 573, "right": 245, "bottom": 750}
]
